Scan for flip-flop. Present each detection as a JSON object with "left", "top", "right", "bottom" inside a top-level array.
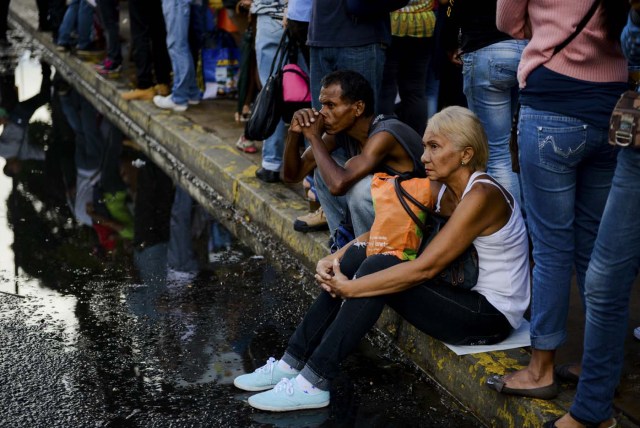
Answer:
[
  {"left": 554, "top": 363, "right": 580, "bottom": 384},
  {"left": 486, "top": 375, "right": 559, "bottom": 400}
]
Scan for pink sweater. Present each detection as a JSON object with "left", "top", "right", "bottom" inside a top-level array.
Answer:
[{"left": 496, "top": 0, "right": 627, "bottom": 88}]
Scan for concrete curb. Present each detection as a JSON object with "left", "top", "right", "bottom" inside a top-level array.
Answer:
[{"left": 7, "top": 5, "right": 587, "bottom": 427}]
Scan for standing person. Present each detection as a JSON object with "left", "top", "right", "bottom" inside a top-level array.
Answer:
[
  {"left": 486, "top": 0, "right": 629, "bottom": 400},
  {"left": 94, "top": 0, "right": 123, "bottom": 76},
  {"left": 248, "top": 0, "right": 288, "bottom": 183},
  {"left": 543, "top": 5, "right": 640, "bottom": 428},
  {"left": 378, "top": 0, "right": 436, "bottom": 136},
  {"left": 122, "top": 0, "right": 172, "bottom": 101},
  {"left": 55, "top": 0, "right": 96, "bottom": 54},
  {"left": 443, "top": 0, "right": 527, "bottom": 207},
  {"left": 153, "top": 0, "right": 201, "bottom": 112}
]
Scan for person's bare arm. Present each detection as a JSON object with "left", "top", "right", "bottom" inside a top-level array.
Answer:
[
  {"left": 302, "top": 117, "right": 398, "bottom": 195},
  {"left": 316, "top": 184, "right": 509, "bottom": 298}
]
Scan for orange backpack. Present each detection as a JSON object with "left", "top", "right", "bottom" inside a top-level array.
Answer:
[{"left": 366, "top": 173, "right": 432, "bottom": 260}]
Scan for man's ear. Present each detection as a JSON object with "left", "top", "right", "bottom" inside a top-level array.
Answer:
[{"left": 354, "top": 100, "right": 364, "bottom": 117}]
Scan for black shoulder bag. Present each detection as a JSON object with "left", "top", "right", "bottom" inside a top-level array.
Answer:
[{"left": 394, "top": 177, "right": 479, "bottom": 290}]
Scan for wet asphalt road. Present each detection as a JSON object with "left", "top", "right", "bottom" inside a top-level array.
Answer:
[
  {"left": 0, "top": 34, "right": 483, "bottom": 428},
  {"left": 0, "top": 176, "right": 482, "bottom": 428}
]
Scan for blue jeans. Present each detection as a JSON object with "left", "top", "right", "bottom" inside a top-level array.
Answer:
[
  {"left": 461, "top": 39, "right": 527, "bottom": 207},
  {"left": 162, "top": 0, "right": 200, "bottom": 105},
  {"left": 309, "top": 44, "right": 385, "bottom": 111},
  {"left": 58, "top": 89, "right": 103, "bottom": 171},
  {"left": 518, "top": 106, "right": 617, "bottom": 350},
  {"left": 168, "top": 186, "right": 199, "bottom": 273},
  {"left": 569, "top": 148, "right": 640, "bottom": 425},
  {"left": 281, "top": 245, "right": 511, "bottom": 390},
  {"left": 254, "top": 14, "right": 287, "bottom": 171},
  {"left": 57, "top": 0, "right": 93, "bottom": 49},
  {"left": 313, "top": 149, "right": 374, "bottom": 238}
]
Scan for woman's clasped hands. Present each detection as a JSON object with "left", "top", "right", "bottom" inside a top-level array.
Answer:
[{"left": 315, "top": 257, "right": 351, "bottom": 299}]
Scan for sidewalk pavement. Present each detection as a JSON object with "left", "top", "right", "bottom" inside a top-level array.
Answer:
[{"left": 7, "top": 2, "right": 640, "bottom": 427}]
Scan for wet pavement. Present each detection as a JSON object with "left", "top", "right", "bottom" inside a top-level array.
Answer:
[{"left": 0, "top": 39, "right": 482, "bottom": 427}]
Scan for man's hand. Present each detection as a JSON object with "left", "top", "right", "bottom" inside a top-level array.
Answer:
[{"left": 291, "top": 108, "right": 324, "bottom": 139}]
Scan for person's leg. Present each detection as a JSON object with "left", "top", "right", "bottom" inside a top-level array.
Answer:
[
  {"left": 254, "top": 14, "right": 286, "bottom": 172},
  {"left": 573, "top": 132, "right": 618, "bottom": 300},
  {"left": 309, "top": 46, "right": 335, "bottom": 110},
  {"left": 569, "top": 148, "right": 640, "bottom": 425},
  {"left": 56, "top": 0, "right": 79, "bottom": 46},
  {"left": 95, "top": 0, "right": 121, "bottom": 64},
  {"left": 76, "top": 0, "right": 94, "bottom": 49},
  {"left": 335, "top": 44, "right": 386, "bottom": 114},
  {"left": 345, "top": 174, "right": 374, "bottom": 237},
  {"left": 395, "top": 37, "right": 431, "bottom": 136},
  {"left": 161, "top": 0, "right": 198, "bottom": 105},
  {"left": 48, "top": 0, "right": 66, "bottom": 39},
  {"left": 378, "top": 36, "right": 400, "bottom": 116},
  {"left": 461, "top": 39, "right": 526, "bottom": 207},
  {"left": 167, "top": 186, "right": 199, "bottom": 274},
  {"left": 128, "top": 0, "right": 154, "bottom": 89},
  {"left": 149, "top": 0, "right": 171, "bottom": 87},
  {"left": 313, "top": 149, "right": 349, "bottom": 235}
]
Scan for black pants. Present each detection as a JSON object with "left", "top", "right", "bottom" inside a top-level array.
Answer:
[
  {"left": 282, "top": 245, "right": 512, "bottom": 389},
  {"left": 95, "top": 0, "right": 122, "bottom": 64},
  {"left": 128, "top": 0, "right": 171, "bottom": 89},
  {"left": 379, "top": 36, "right": 433, "bottom": 136}
]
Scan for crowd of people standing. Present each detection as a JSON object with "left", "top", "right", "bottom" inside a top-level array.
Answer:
[{"left": 1, "top": 0, "right": 640, "bottom": 427}]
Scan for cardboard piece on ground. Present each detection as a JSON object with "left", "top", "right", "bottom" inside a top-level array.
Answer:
[{"left": 444, "top": 319, "right": 530, "bottom": 356}]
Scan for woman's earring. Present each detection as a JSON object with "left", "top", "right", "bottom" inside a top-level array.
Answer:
[{"left": 461, "top": 161, "right": 466, "bottom": 166}]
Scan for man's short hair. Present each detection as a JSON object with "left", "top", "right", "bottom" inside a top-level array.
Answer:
[{"left": 320, "top": 70, "right": 374, "bottom": 117}]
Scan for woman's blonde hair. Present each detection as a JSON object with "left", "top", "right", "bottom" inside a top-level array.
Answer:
[{"left": 425, "top": 106, "right": 489, "bottom": 171}]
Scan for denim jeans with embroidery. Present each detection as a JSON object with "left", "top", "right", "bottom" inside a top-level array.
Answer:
[{"left": 518, "top": 106, "right": 617, "bottom": 350}]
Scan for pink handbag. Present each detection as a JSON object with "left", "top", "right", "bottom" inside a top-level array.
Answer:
[{"left": 282, "top": 64, "right": 311, "bottom": 103}]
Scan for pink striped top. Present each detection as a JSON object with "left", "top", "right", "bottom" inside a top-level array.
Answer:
[{"left": 496, "top": 0, "right": 628, "bottom": 88}]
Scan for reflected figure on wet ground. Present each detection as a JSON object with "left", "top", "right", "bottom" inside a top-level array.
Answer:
[
  {"left": 234, "top": 106, "right": 530, "bottom": 412},
  {"left": 0, "top": 60, "right": 51, "bottom": 174}
]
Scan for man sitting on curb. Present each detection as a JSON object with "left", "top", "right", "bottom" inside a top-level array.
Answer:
[{"left": 283, "top": 70, "right": 425, "bottom": 245}]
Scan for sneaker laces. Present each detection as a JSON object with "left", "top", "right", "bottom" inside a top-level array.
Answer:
[
  {"left": 273, "top": 377, "right": 295, "bottom": 395},
  {"left": 255, "top": 357, "right": 277, "bottom": 375}
]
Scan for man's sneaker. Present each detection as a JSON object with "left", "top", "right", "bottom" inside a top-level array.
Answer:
[
  {"left": 153, "top": 94, "right": 187, "bottom": 112},
  {"left": 294, "top": 207, "right": 328, "bottom": 233},
  {"left": 634, "top": 326, "right": 640, "bottom": 341},
  {"left": 154, "top": 83, "right": 171, "bottom": 96},
  {"left": 122, "top": 87, "right": 156, "bottom": 101},
  {"left": 96, "top": 58, "right": 122, "bottom": 77},
  {"left": 188, "top": 97, "right": 201, "bottom": 105},
  {"left": 247, "top": 378, "right": 330, "bottom": 412},
  {"left": 233, "top": 357, "right": 296, "bottom": 392}
]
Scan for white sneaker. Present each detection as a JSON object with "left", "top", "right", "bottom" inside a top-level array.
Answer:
[
  {"left": 634, "top": 326, "right": 640, "bottom": 341},
  {"left": 153, "top": 94, "right": 187, "bottom": 112}
]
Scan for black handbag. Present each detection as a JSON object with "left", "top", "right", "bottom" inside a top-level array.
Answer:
[
  {"left": 394, "top": 177, "right": 479, "bottom": 290},
  {"left": 244, "top": 32, "right": 289, "bottom": 141}
]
